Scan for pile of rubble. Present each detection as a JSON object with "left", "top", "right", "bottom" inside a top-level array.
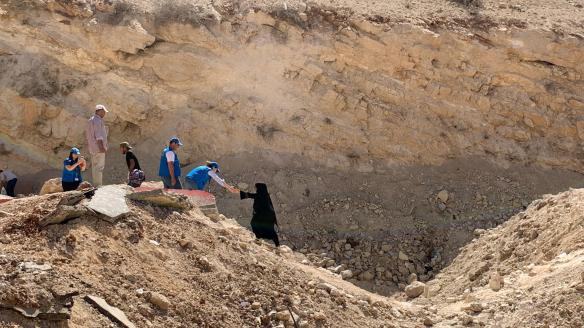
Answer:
[
  {"left": 298, "top": 234, "right": 439, "bottom": 293},
  {"left": 0, "top": 185, "right": 420, "bottom": 328}
]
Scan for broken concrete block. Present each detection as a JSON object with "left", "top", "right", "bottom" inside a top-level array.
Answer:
[
  {"left": 40, "top": 205, "right": 90, "bottom": 227},
  {"left": 87, "top": 185, "right": 132, "bottom": 222},
  {"left": 85, "top": 295, "right": 136, "bottom": 328},
  {"left": 0, "top": 195, "right": 12, "bottom": 204},
  {"left": 127, "top": 189, "right": 191, "bottom": 209}
]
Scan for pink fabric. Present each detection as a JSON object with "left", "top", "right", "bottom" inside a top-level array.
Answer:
[
  {"left": 0, "top": 195, "right": 13, "bottom": 204},
  {"left": 85, "top": 115, "right": 108, "bottom": 154}
]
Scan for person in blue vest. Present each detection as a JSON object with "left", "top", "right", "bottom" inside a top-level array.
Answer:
[
  {"left": 158, "top": 137, "right": 183, "bottom": 189},
  {"left": 185, "top": 161, "right": 238, "bottom": 193},
  {"left": 62, "top": 147, "right": 87, "bottom": 191}
]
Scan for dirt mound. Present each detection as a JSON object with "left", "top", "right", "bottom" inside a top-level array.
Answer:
[
  {"left": 0, "top": 191, "right": 420, "bottom": 328},
  {"left": 418, "top": 188, "right": 584, "bottom": 327},
  {"left": 1, "top": 185, "right": 584, "bottom": 327}
]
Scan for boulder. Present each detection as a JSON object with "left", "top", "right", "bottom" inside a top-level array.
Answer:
[
  {"left": 313, "top": 312, "right": 326, "bottom": 321},
  {"left": 465, "top": 303, "right": 484, "bottom": 313},
  {"left": 407, "top": 273, "right": 418, "bottom": 284},
  {"left": 361, "top": 271, "right": 375, "bottom": 281},
  {"left": 489, "top": 272, "right": 504, "bottom": 291},
  {"left": 423, "top": 317, "right": 434, "bottom": 326},
  {"left": 468, "top": 262, "right": 490, "bottom": 281},
  {"left": 340, "top": 269, "right": 353, "bottom": 280},
  {"left": 398, "top": 251, "right": 409, "bottom": 261},
  {"left": 437, "top": 190, "right": 449, "bottom": 203},
  {"left": 40, "top": 178, "right": 63, "bottom": 195},
  {"left": 148, "top": 292, "right": 171, "bottom": 311},
  {"left": 39, "top": 178, "right": 93, "bottom": 195},
  {"left": 275, "top": 311, "right": 291, "bottom": 322},
  {"left": 404, "top": 281, "right": 426, "bottom": 298}
]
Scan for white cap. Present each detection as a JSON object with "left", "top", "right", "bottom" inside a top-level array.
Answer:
[{"left": 95, "top": 104, "right": 109, "bottom": 112}]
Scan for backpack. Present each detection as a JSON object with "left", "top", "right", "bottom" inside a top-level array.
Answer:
[{"left": 128, "top": 169, "right": 146, "bottom": 187}]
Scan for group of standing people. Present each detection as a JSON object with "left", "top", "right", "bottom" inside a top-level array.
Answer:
[{"left": 60, "top": 104, "right": 281, "bottom": 247}]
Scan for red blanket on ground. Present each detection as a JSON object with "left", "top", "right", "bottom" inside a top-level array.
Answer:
[{"left": 0, "top": 195, "right": 13, "bottom": 204}]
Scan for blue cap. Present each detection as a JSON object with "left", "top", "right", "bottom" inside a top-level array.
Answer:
[
  {"left": 169, "top": 137, "right": 183, "bottom": 146},
  {"left": 70, "top": 147, "right": 81, "bottom": 155},
  {"left": 207, "top": 161, "right": 220, "bottom": 172}
]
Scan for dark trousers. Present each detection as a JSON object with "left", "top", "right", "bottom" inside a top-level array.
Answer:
[
  {"left": 161, "top": 176, "right": 182, "bottom": 189},
  {"left": 62, "top": 180, "right": 80, "bottom": 192},
  {"left": 5, "top": 178, "right": 16, "bottom": 197},
  {"left": 252, "top": 225, "right": 280, "bottom": 247}
]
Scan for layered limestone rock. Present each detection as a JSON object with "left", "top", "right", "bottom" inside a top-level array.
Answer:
[{"left": 0, "top": 3, "right": 583, "bottom": 175}]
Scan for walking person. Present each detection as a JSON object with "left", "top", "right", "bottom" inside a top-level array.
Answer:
[
  {"left": 158, "top": 137, "right": 183, "bottom": 189},
  {"left": 185, "top": 161, "right": 238, "bottom": 193},
  {"left": 62, "top": 148, "right": 86, "bottom": 191},
  {"left": 240, "top": 183, "right": 280, "bottom": 247},
  {"left": 0, "top": 168, "right": 18, "bottom": 197},
  {"left": 120, "top": 142, "right": 145, "bottom": 187},
  {"left": 85, "top": 104, "right": 108, "bottom": 186}
]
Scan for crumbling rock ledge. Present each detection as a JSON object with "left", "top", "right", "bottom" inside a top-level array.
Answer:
[{"left": 0, "top": 2, "right": 582, "bottom": 176}]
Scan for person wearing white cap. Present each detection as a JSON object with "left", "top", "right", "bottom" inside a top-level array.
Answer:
[{"left": 85, "top": 104, "right": 109, "bottom": 186}]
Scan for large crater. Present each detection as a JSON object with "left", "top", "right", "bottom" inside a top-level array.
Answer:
[{"left": 1, "top": 0, "right": 583, "bottom": 297}]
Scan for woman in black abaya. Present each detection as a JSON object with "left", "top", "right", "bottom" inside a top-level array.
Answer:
[{"left": 240, "top": 183, "right": 280, "bottom": 246}]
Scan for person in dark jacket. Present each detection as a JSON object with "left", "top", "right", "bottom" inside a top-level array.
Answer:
[
  {"left": 120, "top": 142, "right": 145, "bottom": 187},
  {"left": 240, "top": 183, "right": 280, "bottom": 246}
]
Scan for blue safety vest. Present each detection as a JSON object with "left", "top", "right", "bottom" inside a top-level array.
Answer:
[
  {"left": 186, "top": 166, "right": 211, "bottom": 189},
  {"left": 62, "top": 158, "right": 82, "bottom": 182},
  {"left": 158, "top": 147, "right": 181, "bottom": 177}
]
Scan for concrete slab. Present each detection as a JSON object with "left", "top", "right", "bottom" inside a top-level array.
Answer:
[
  {"left": 84, "top": 295, "right": 136, "bottom": 328},
  {"left": 87, "top": 185, "right": 132, "bottom": 222}
]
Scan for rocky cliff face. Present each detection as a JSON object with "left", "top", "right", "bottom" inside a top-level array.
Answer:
[
  {"left": 1, "top": 0, "right": 584, "bottom": 295},
  {"left": 0, "top": 1, "right": 583, "bottom": 176}
]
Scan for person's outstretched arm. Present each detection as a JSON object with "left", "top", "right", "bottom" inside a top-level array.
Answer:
[
  {"left": 240, "top": 191, "right": 256, "bottom": 200},
  {"left": 209, "top": 170, "right": 238, "bottom": 193}
]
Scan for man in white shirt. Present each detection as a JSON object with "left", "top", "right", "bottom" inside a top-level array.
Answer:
[
  {"left": 0, "top": 169, "right": 17, "bottom": 197},
  {"left": 85, "top": 104, "right": 108, "bottom": 186},
  {"left": 158, "top": 137, "right": 183, "bottom": 189}
]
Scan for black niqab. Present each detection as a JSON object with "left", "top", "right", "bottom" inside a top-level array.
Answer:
[
  {"left": 240, "top": 183, "right": 278, "bottom": 227},
  {"left": 240, "top": 183, "right": 280, "bottom": 246}
]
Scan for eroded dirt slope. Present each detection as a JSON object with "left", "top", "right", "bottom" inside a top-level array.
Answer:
[
  {"left": 1, "top": 187, "right": 583, "bottom": 327},
  {"left": 416, "top": 188, "right": 584, "bottom": 327},
  {"left": 0, "top": 191, "right": 420, "bottom": 328}
]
